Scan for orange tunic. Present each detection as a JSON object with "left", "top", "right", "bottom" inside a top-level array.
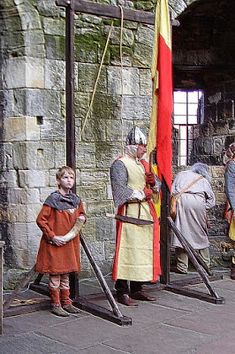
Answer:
[{"left": 36, "top": 202, "right": 85, "bottom": 274}]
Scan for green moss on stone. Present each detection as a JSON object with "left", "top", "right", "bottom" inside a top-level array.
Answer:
[
  {"left": 92, "top": 94, "right": 121, "bottom": 121},
  {"left": 110, "top": 45, "right": 133, "bottom": 63},
  {"left": 45, "top": 34, "right": 65, "bottom": 60},
  {"left": 134, "top": 1, "right": 155, "bottom": 11}
]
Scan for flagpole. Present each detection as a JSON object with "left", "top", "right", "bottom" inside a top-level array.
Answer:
[
  {"left": 147, "top": 0, "right": 173, "bottom": 284},
  {"left": 160, "top": 178, "right": 171, "bottom": 284}
]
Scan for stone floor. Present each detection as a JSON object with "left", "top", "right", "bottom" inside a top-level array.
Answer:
[{"left": 1, "top": 269, "right": 234, "bottom": 353}]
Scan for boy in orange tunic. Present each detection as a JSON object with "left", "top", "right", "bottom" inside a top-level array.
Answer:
[{"left": 36, "top": 166, "right": 86, "bottom": 317}]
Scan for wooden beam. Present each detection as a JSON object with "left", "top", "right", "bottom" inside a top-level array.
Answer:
[
  {"left": 0, "top": 242, "right": 4, "bottom": 335},
  {"left": 56, "top": 0, "right": 155, "bottom": 25},
  {"left": 65, "top": 1, "right": 76, "bottom": 173},
  {"left": 174, "top": 64, "right": 235, "bottom": 72},
  {"left": 30, "top": 283, "right": 132, "bottom": 326},
  {"left": 160, "top": 179, "right": 171, "bottom": 285},
  {"left": 170, "top": 272, "right": 223, "bottom": 288},
  {"left": 75, "top": 297, "right": 132, "bottom": 326},
  {"left": 166, "top": 284, "right": 225, "bottom": 304},
  {"left": 4, "top": 300, "right": 51, "bottom": 318}
]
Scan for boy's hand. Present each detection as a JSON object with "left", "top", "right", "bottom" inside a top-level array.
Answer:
[{"left": 52, "top": 236, "right": 66, "bottom": 246}]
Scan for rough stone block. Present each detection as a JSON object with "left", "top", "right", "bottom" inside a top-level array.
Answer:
[
  {"left": 122, "top": 96, "right": 151, "bottom": 120},
  {"left": 42, "top": 17, "right": 65, "bottom": 36},
  {"left": 26, "top": 204, "right": 42, "bottom": 222},
  {"left": 7, "top": 204, "right": 40, "bottom": 223},
  {"left": 136, "top": 26, "right": 154, "bottom": 47},
  {"left": 48, "top": 170, "right": 57, "bottom": 187},
  {"left": 4, "top": 57, "right": 44, "bottom": 89},
  {"left": 80, "top": 119, "right": 106, "bottom": 143},
  {"left": 110, "top": 45, "right": 133, "bottom": 66},
  {"left": 0, "top": 143, "right": 13, "bottom": 170},
  {"left": 27, "top": 224, "right": 41, "bottom": 265},
  {"left": 18, "top": 170, "right": 49, "bottom": 188},
  {"left": 3, "top": 116, "right": 40, "bottom": 142},
  {"left": 106, "top": 184, "right": 113, "bottom": 200},
  {"left": 81, "top": 218, "right": 96, "bottom": 241},
  {"left": 13, "top": 142, "right": 55, "bottom": 170},
  {"left": 96, "top": 143, "right": 121, "bottom": 168},
  {"left": 133, "top": 43, "right": 152, "bottom": 68},
  {"left": 40, "top": 117, "right": 65, "bottom": 141},
  {"left": 9, "top": 223, "right": 28, "bottom": 249},
  {"left": 77, "top": 63, "right": 107, "bottom": 93},
  {"left": 79, "top": 185, "right": 106, "bottom": 201},
  {"left": 53, "top": 142, "right": 66, "bottom": 167},
  {"left": 8, "top": 188, "right": 40, "bottom": 204},
  {"left": 105, "top": 26, "right": 134, "bottom": 47},
  {"left": 36, "top": 0, "right": 62, "bottom": 17},
  {"left": 91, "top": 93, "right": 122, "bottom": 121},
  {"left": 24, "top": 30, "right": 45, "bottom": 58},
  {"left": 104, "top": 241, "right": 116, "bottom": 259},
  {"left": 139, "top": 68, "right": 152, "bottom": 95},
  {"left": 86, "top": 200, "right": 113, "bottom": 216},
  {"left": 96, "top": 217, "right": 115, "bottom": 241},
  {"left": 74, "top": 92, "right": 90, "bottom": 119},
  {"left": 45, "top": 59, "right": 65, "bottom": 90},
  {"left": 12, "top": 89, "right": 61, "bottom": 117},
  {"left": 0, "top": 171, "right": 18, "bottom": 188},
  {"left": 107, "top": 67, "right": 140, "bottom": 95},
  {"left": 87, "top": 241, "right": 105, "bottom": 262},
  {"left": 76, "top": 143, "right": 96, "bottom": 169},
  {"left": 75, "top": 36, "right": 99, "bottom": 63},
  {"left": 80, "top": 171, "right": 109, "bottom": 186},
  {"left": 18, "top": 3, "right": 42, "bottom": 30}
]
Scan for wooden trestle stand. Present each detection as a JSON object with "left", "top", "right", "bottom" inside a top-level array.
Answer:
[
  {"left": 3, "top": 233, "right": 131, "bottom": 326},
  {"left": 167, "top": 216, "right": 224, "bottom": 304}
]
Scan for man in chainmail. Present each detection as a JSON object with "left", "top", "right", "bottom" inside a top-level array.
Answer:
[{"left": 110, "top": 127, "right": 161, "bottom": 306}]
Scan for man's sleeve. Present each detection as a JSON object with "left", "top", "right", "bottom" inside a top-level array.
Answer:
[{"left": 110, "top": 160, "right": 133, "bottom": 207}]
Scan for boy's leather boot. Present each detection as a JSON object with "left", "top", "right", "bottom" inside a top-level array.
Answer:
[
  {"left": 50, "top": 288, "right": 69, "bottom": 317},
  {"left": 61, "top": 288, "right": 80, "bottom": 313}
]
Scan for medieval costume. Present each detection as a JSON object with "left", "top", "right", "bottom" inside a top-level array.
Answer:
[
  {"left": 171, "top": 163, "right": 215, "bottom": 274},
  {"left": 36, "top": 168, "right": 86, "bottom": 317},
  {"left": 224, "top": 143, "right": 235, "bottom": 279},
  {"left": 110, "top": 127, "right": 161, "bottom": 306}
]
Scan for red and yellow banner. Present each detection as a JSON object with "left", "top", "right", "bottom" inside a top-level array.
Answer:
[{"left": 147, "top": 0, "right": 173, "bottom": 191}]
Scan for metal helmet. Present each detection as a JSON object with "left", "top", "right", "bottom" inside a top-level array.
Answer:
[{"left": 126, "top": 127, "right": 147, "bottom": 145}]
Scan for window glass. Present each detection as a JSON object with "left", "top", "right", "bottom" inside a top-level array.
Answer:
[
  {"left": 174, "top": 103, "right": 187, "bottom": 115},
  {"left": 179, "top": 125, "right": 187, "bottom": 139},
  {"left": 174, "top": 115, "right": 186, "bottom": 125},
  {"left": 174, "top": 91, "right": 186, "bottom": 102},
  {"left": 188, "top": 103, "right": 198, "bottom": 115},
  {"left": 188, "top": 115, "right": 198, "bottom": 124},
  {"left": 188, "top": 91, "right": 199, "bottom": 103}
]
